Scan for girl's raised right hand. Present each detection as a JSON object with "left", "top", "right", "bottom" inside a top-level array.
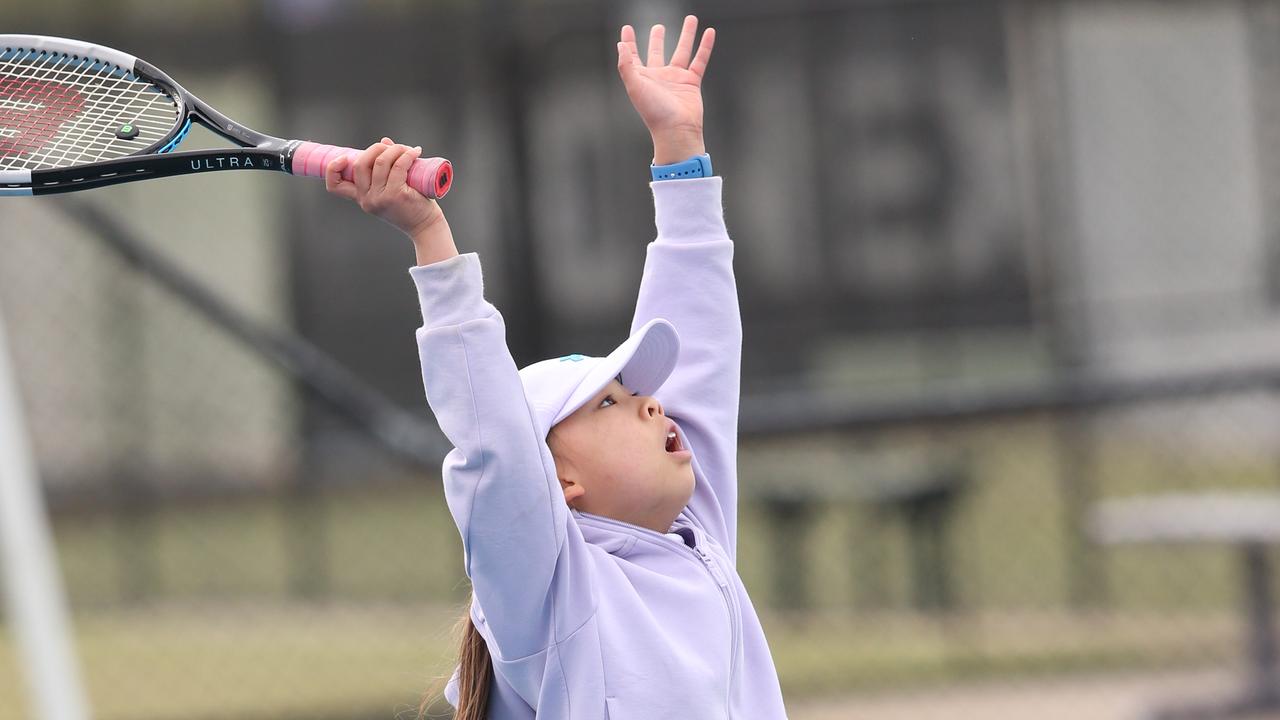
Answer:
[{"left": 325, "top": 137, "right": 445, "bottom": 239}]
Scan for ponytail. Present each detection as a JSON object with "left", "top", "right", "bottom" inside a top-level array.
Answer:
[
  {"left": 422, "top": 428, "right": 563, "bottom": 718},
  {"left": 419, "top": 599, "right": 493, "bottom": 719}
]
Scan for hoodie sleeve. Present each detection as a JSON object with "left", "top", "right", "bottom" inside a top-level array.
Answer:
[
  {"left": 411, "top": 252, "right": 597, "bottom": 664},
  {"left": 630, "top": 176, "right": 742, "bottom": 561}
]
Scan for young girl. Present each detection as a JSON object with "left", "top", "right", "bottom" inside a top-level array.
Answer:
[{"left": 325, "top": 17, "right": 788, "bottom": 719}]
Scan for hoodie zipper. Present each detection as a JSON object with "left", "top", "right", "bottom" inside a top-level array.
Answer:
[
  {"left": 576, "top": 511, "right": 741, "bottom": 718},
  {"left": 694, "top": 542, "right": 740, "bottom": 717}
]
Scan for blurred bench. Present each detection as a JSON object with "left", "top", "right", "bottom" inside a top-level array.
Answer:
[
  {"left": 1088, "top": 492, "right": 1280, "bottom": 720},
  {"left": 748, "top": 447, "right": 971, "bottom": 614}
]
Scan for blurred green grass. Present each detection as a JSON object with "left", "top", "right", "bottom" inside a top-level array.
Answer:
[
  {"left": 2, "top": 419, "right": 1274, "bottom": 719},
  {"left": 0, "top": 604, "right": 1242, "bottom": 720}
]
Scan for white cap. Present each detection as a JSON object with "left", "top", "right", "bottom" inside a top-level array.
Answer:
[{"left": 518, "top": 318, "right": 681, "bottom": 438}]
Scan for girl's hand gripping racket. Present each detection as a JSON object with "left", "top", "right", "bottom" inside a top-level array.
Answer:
[{"left": 0, "top": 35, "right": 452, "bottom": 198}]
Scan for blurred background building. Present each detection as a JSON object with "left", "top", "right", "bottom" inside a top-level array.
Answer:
[{"left": 2, "top": 0, "right": 1280, "bottom": 718}]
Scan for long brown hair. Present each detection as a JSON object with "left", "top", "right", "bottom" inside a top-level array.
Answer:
[
  {"left": 420, "top": 596, "right": 493, "bottom": 719},
  {"left": 421, "top": 430, "right": 569, "bottom": 718}
]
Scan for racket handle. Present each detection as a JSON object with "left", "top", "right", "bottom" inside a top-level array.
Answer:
[{"left": 291, "top": 141, "right": 453, "bottom": 199}]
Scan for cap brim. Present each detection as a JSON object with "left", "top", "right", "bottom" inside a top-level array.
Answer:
[{"left": 553, "top": 318, "right": 680, "bottom": 427}]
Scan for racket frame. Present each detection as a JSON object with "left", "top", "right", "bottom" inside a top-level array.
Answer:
[{"left": 2, "top": 35, "right": 332, "bottom": 196}]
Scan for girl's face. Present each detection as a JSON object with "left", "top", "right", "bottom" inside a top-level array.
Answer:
[{"left": 547, "top": 376, "right": 695, "bottom": 534}]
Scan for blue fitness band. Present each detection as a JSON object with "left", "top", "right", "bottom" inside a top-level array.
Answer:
[{"left": 651, "top": 153, "right": 713, "bottom": 181}]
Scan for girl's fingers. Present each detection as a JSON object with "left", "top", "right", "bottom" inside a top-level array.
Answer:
[
  {"left": 646, "top": 23, "right": 665, "bottom": 66},
  {"left": 382, "top": 137, "right": 394, "bottom": 145},
  {"left": 372, "top": 142, "right": 406, "bottom": 193},
  {"left": 688, "top": 27, "right": 715, "bottom": 79},
  {"left": 617, "top": 41, "right": 638, "bottom": 80},
  {"left": 354, "top": 142, "right": 386, "bottom": 194},
  {"left": 324, "top": 155, "right": 357, "bottom": 200},
  {"left": 669, "top": 15, "right": 697, "bottom": 69},
  {"left": 389, "top": 144, "right": 420, "bottom": 191},
  {"left": 621, "top": 24, "right": 637, "bottom": 55},
  {"left": 619, "top": 24, "right": 644, "bottom": 73}
]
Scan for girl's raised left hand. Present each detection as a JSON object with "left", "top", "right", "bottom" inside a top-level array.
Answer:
[{"left": 617, "top": 16, "right": 715, "bottom": 163}]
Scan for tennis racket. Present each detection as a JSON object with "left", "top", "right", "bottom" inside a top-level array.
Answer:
[{"left": 0, "top": 34, "right": 452, "bottom": 198}]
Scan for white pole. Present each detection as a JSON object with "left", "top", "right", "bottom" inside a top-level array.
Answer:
[{"left": 0, "top": 301, "right": 92, "bottom": 720}]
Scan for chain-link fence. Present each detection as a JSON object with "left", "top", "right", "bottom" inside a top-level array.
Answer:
[{"left": 3, "top": 0, "right": 1280, "bottom": 718}]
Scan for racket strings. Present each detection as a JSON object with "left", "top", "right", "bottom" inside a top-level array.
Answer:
[
  {"left": 0, "top": 52, "right": 144, "bottom": 169},
  {"left": 0, "top": 50, "right": 167, "bottom": 167},
  {"left": 0, "top": 52, "right": 174, "bottom": 169},
  {"left": 0, "top": 47, "right": 179, "bottom": 172}
]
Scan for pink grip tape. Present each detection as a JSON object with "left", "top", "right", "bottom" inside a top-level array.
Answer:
[{"left": 291, "top": 141, "right": 453, "bottom": 199}]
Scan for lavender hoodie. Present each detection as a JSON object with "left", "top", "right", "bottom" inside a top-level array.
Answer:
[{"left": 411, "top": 176, "right": 788, "bottom": 718}]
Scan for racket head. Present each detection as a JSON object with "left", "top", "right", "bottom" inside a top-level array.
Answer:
[
  {"left": 0, "top": 34, "right": 189, "bottom": 180},
  {"left": 0, "top": 34, "right": 452, "bottom": 200}
]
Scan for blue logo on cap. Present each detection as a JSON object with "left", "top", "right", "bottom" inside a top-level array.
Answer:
[{"left": 560, "top": 353, "right": 585, "bottom": 362}]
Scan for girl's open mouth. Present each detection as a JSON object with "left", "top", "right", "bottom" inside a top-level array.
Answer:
[{"left": 665, "top": 427, "right": 690, "bottom": 458}]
